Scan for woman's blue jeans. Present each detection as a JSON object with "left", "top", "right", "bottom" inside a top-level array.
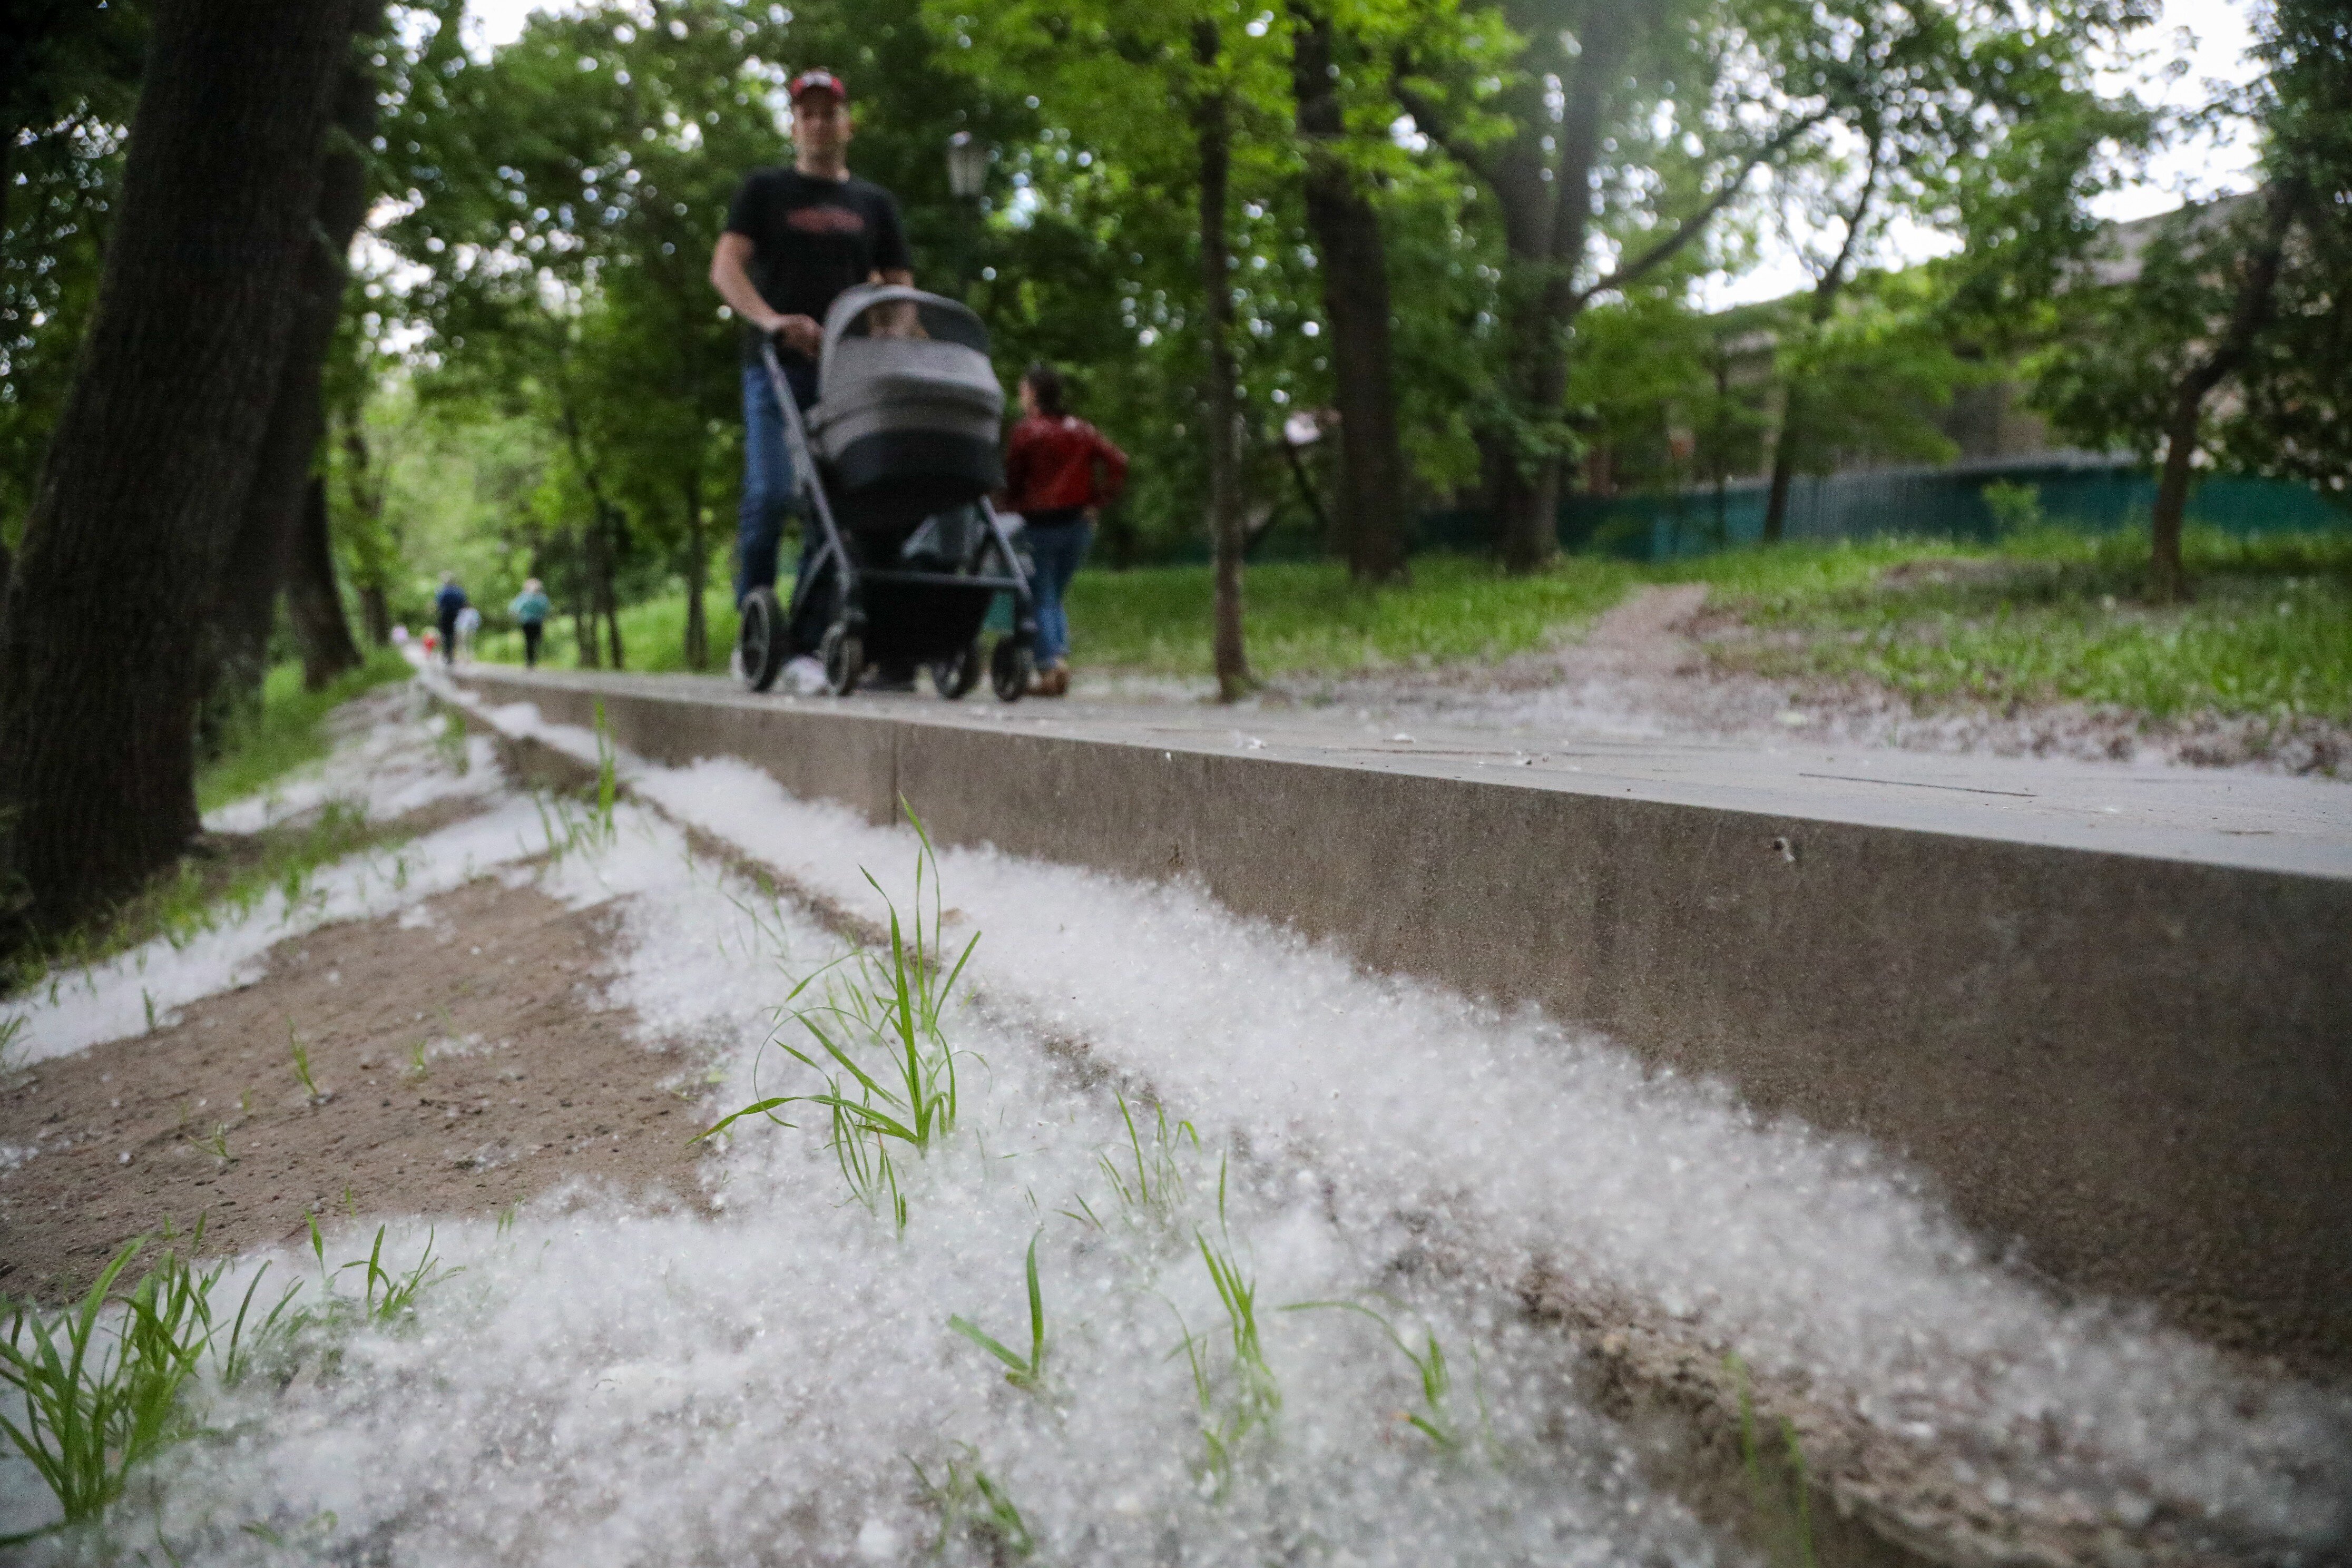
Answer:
[{"left": 1023, "top": 516, "right": 1092, "bottom": 667}]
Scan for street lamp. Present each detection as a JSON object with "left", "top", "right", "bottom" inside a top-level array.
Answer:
[
  {"left": 945, "top": 130, "right": 988, "bottom": 199},
  {"left": 945, "top": 131, "right": 989, "bottom": 298}
]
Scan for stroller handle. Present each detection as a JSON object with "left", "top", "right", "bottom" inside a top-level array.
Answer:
[{"left": 759, "top": 337, "right": 822, "bottom": 508}]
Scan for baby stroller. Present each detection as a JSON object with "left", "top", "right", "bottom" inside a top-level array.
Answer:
[{"left": 738, "top": 283, "right": 1038, "bottom": 700}]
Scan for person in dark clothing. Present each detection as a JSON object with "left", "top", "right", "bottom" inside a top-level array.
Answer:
[
  {"left": 433, "top": 572, "right": 467, "bottom": 667},
  {"left": 1003, "top": 365, "right": 1128, "bottom": 696},
  {"left": 708, "top": 68, "right": 913, "bottom": 677}
]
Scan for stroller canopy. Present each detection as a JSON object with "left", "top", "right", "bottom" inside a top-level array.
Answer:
[
  {"left": 808, "top": 285, "right": 1004, "bottom": 533},
  {"left": 817, "top": 283, "right": 995, "bottom": 377}
]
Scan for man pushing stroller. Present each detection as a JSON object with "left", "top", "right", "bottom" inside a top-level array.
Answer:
[{"left": 709, "top": 67, "right": 912, "bottom": 689}]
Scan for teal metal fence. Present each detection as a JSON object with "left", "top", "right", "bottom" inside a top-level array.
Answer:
[
  {"left": 1541, "top": 456, "right": 2347, "bottom": 563},
  {"left": 1135, "top": 457, "right": 2344, "bottom": 567}
]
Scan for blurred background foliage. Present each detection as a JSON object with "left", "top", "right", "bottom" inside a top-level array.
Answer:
[{"left": 3, "top": 0, "right": 2345, "bottom": 662}]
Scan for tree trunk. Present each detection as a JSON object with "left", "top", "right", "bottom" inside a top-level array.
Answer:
[
  {"left": 0, "top": 0, "right": 356, "bottom": 952},
  {"left": 556, "top": 384, "right": 628, "bottom": 669},
  {"left": 1761, "top": 134, "right": 1884, "bottom": 546},
  {"left": 359, "top": 583, "right": 391, "bottom": 646},
  {"left": 599, "top": 506, "right": 626, "bottom": 670},
  {"left": 282, "top": 28, "right": 376, "bottom": 684},
  {"left": 338, "top": 409, "right": 396, "bottom": 643},
  {"left": 194, "top": 473, "right": 282, "bottom": 759},
  {"left": 1489, "top": 13, "right": 1616, "bottom": 573},
  {"left": 1195, "top": 23, "right": 1249, "bottom": 701},
  {"left": 2148, "top": 181, "right": 2301, "bottom": 602},
  {"left": 583, "top": 505, "right": 625, "bottom": 671},
  {"left": 682, "top": 472, "right": 708, "bottom": 670},
  {"left": 1710, "top": 336, "right": 1732, "bottom": 547},
  {"left": 1397, "top": 7, "right": 1807, "bottom": 572},
  {"left": 2149, "top": 388, "right": 2206, "bottom": 602},
  {"left": 579, "top": 525, "right": 606, "bottom": 670},
  {"left": 288, "top": 475, "right": 362, "bottom": 688},
  {"left": 1760, "top": 384, "right": 1803, "bottom": 545},
  {"left": 199, "top": 17, "right": 378, "bottom": 729},
  {"left": 1289, "top": 5, "right": 1409, "bottom": 583}
]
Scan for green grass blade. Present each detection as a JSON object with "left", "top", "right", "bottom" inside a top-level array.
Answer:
[
  {"left": 691, "top": 1097, "right": 799, "bottom": 1143},
  {"left": 948, "top": 1316, "right": 1031, "bottom": 1376}
]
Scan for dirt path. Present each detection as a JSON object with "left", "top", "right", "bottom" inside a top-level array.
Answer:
[
  {"left": 0, "top": 869, "right": 711, "bottom": 1300},
  {"left": 1283, "top": 582, "right": 1778, "bottom": 736}
]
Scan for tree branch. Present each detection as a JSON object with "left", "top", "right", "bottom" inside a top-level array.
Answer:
[
  {"left": 1808, "top": 122, "right": 1887, "bottom": 314},
  {"left": 1390, "top": 62, "right": 1499, "bottom": 191},
  {"left": 1573, "top": 107, "right": 1831, "bottom": 307}
]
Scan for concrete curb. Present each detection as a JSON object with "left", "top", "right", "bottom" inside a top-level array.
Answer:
[{"left": 455, "top": 668, "right": 2352, "bottom": 1369}]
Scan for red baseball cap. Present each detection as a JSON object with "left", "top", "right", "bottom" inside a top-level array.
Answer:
[{"left": 789, "top": 70, "right": 847, "bottom": 104}]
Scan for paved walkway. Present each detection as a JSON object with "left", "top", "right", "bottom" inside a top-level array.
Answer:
[{"left": 459, "top": 665, "right": 2352, "bottom": 880}]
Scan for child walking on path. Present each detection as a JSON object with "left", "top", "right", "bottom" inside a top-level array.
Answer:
[{"left": 1003, "top": 364, "right": 1126, "bottom": 697}]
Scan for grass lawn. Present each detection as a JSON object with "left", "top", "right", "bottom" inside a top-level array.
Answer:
[
  {"left": 472, "top": 593, "right": 740, "bottom": 676},
  {"left": 196, "top": 646, "right": 415, "bottom": 814},
  {"left": 1668, "top": 528, "right": 2352, "bottom": 721},
  {"left": 1061, "top": 553, "right": 1640, "bottom": 678},
  {"left": 464, "top": 557, "right": 1641, "bottom": 681}
]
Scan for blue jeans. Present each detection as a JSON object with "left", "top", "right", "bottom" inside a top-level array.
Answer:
[
  {"left": 734, "top": 356, "right": 820, "bottom": 611},
  {"left": 1024, "top": 516, "right": 1091, "bottom": 667}
]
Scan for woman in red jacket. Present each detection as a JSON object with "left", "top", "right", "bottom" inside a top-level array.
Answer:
[{"left": 1003, "top": 364, "right": 1127, "bottom": 696}]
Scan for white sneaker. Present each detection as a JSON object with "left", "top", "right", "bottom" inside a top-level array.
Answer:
[
  {"left": 728, "top": 644, "right": 745, "bottom": 681},
  {"left": 782, "top": 654, "right": 827, "bottom": 695}
]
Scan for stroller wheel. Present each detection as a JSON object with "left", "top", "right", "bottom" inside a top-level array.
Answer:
[
  {"left": 739, "top": 587, "right": 788, "bottom": 692},
  {"left": 988, "top": 636, "right": 1032, "bottom": 703},
  {"left": 930, "top": 639, "right": 983, "bottom": 700},
  {"left": 820, "top": 622, "right": 864, "bottom": 697}
]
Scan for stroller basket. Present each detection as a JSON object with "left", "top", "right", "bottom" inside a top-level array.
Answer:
[{"left": 809, "top": 285, "right": 1003, "bottom": 536}]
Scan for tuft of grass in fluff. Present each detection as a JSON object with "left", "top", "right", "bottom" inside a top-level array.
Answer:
[
  {"left": 911, "top": 1446, "right": 1036, "bottom": 1561},
  {"left": 1168, "top": 1160, "right": 1282, "bottom": 1488},
  {"left": 948, "top": 1231, "right": 1050, "bottom": 1395},
  {"left": 1084, "top": 1091, "right": 1198, "bottom": 1237},
  {"left": 0, "top": 1224, "right": 318, "bottom": 1541},
  {"left": 593, "top": 699, "right": 618, "bottom": 835},
  {"left": 340, "top": 1226, "right": 457, "bottom": 1330},
  {"left": 0, "top": 1241, "right": 210, "bottom": 1538},
  {"left": 288, "top": 1022, "right": 321, "bottom": 1102},
  {"left": 1729, "top": 1351, "right": 1819, "bottom": 1568},
  {"left": 1283, "top": 1299, "right": 1461, "bottom": 1454},
  {"left": 697, "top": 802, "right": 978, "bottom": 1230}
]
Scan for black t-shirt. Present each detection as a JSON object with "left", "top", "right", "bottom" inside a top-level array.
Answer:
[{"left": 724, "top": 166, "right": 910, "bottom": 365}]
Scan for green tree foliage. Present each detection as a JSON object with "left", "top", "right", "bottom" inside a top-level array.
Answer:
[
  {"left": 1395, "top": 0, "right": 1837, "bottom": 569},
  {"left": 937, "top": 0, "right": 1315, "bottom": 692},
  {"left": 1747, "top": 0, "right": 2145, "bottom": 542},
  {"left": 18, "top": 0, "right": 2339, "bottom": 702},
  {"left": 380, "top": 0, "right": 1004, "bottom": 665},
  {"left": 0, "top": 3, "right": 145, "bottom": 553},
  {"left": 2031, "top": 0, "right": 2351, "bottom": 597},
  {"left": 2211, "top": 0, "right": 2352, "bottom": 502}
]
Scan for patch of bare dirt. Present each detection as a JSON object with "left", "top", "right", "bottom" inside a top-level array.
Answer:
[
  {"left": 1874, "top": 557, "right": 2022, "bottom": 590},
  {"left": 0, "top": 872, "right": 711, "bottom": 1301}
]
